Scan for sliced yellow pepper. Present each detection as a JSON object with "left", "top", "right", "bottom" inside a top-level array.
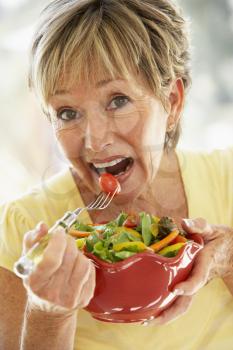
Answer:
[
  {"left": 113, "top": 241, "right": 147, "bottom": 252},
  {"left": 152, "top": 215, "right": 160, "bottom": 224},
  {"left": 157, "top": 242, "right": 186, "bottom": 256},
  {"left": 115, "top": 227, "right": 141, "bottom": 239},
  {"left": 150, "top": 223, "right": 159, "bottom": 238},
  {"left": 76, "top": 238, "right": 86, "bottom": 250}
]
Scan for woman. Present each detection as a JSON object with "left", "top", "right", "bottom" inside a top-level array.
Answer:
[{"left": 0, "top": 0, "right": 233, "bottom": 349}]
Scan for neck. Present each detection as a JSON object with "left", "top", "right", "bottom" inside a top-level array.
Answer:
[{"left": 104, "top": 150, "right": 184, "bottom": 216}]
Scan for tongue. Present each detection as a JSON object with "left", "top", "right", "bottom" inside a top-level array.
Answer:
[{"left": 106, "top": 158, "right": 131, "bottom": 175}]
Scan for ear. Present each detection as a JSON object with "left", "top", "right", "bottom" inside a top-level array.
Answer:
[{"left": 166, "top": 78, "right": 185, "bottom": 131}]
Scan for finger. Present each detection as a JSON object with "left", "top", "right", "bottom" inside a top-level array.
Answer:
[
  {"left": 147, "top": 295, "right": 193, "bottom": 326},
  {"left": 182, "top": 217, "right": 213, "bottom": 237},
  {"left": 173, "top": 252, "right": 211, "bottom": 296},
  {"left": 75, "top": 262, "right": 96, "bottom": 308},
  {"left": 54, "top": 235, "right": 78, "bottom": 284},
  {"left": 68, "top": 253, "right": 93, "bottom": 306},
  {"left": 27, "top": 228, "right": 67, "bottom": 289},
  {"left": 49, "top": 236, "right": 79, "bottom": 304},
  {"left": 183, "top": 219, "right": 233, "bottom": 243},
  {"left": 23, "top": 222, "right": 48, "bottom": 254}
]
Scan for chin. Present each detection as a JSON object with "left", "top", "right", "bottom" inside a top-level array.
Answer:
[{"left": 112, "top": 177, "right": 147, "bottom": 205}]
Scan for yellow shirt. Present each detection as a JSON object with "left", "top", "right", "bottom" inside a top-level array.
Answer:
[{"left": 0, "top": 148, "right": 233, "bottom": 350}]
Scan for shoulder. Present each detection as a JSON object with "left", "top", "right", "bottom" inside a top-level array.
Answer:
[
  {"left": 0, "top": 167, "right": 82, "bottom": 270},
  {"left": 177, "top": 147, "right": 233, "bottom": 225},
  {"left": 1, "top": 167, "right": 80, "bottom": 229},
  {"left": 177, "top": 147, "right": 233, "bottom": 179}
]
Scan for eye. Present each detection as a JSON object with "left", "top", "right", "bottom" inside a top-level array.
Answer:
[
  {"left": 107, "top": 96, "right": 130, "bottom": 110},
  {"left": 57, "top": 108, "right": 79, "bottom": 121}
]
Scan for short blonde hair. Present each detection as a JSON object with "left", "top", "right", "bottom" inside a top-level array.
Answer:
[{"left": 29, "top": 0, "right": 191, "bottom": 149}]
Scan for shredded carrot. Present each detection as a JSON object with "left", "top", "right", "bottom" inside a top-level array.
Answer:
[
  {"left": 172, "top": 235, "right": 187, "bottom": 244},
  {"left": 68, "top": 229, "right": 91, "bottom": 238},
  {"left": 149, "top": 230, "right": 179, "bottom": 252}
]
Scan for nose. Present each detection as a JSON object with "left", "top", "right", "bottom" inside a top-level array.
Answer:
[{"left": 85, "top": 113, "right": 113, "bottom": 153}]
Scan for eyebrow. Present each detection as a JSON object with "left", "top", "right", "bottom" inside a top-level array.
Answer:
[{"left": 53, "top": 79, "right": 119, "bottom": 96}]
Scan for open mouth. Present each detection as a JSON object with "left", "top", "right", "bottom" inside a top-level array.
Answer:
[{"left": 90, "top": 157, "right": 134, "bottom": 177}]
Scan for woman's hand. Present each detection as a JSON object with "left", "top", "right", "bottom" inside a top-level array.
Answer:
[
  {"left": 22, "top": 222, "right": 96, "bottom": 314},
  {"left": 145, "top": 217, "right": 233, "bottom": 326}
]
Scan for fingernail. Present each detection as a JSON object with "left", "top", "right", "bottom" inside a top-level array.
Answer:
[
  {"left": 173, "top": 289, "right": 184, "bottom": 296},
  {"left": 36, "top": 221, "right": 43, "bottom": 231},
  {"left": 183, "top": 219, "right": 194, "bottom": 228}
]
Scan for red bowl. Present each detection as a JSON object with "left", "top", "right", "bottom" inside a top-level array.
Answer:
[{"left": 84, "top": 234, "right": 204, "bottom": 323}]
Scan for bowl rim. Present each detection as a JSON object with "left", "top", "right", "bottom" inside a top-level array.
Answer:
[{"left": 84, "top": 233, "right": 204, "bottom": 269}]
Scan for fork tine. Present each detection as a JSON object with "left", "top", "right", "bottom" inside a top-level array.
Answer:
[
  {"left": 95, "top": 192, "right": 111, "bottom": 209},
  {"left": 73, "top": 193, "right": 105, "bottom": 215},
  {"left": 72, "top": 187, "right": 117, "bottom": 220},
  {"left": 88, "top": 192, "right": 107, "bottom": 209},
  {"left": 98, "top": 188, "right": 118, "bottom": 209}
]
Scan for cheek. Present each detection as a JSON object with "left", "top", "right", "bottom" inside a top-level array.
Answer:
[
  {"left": 112, "top": 105, "right": 147, "bottom": 149},
  {"left": 55, "top": 129, "right": 83, "bottom": 160},
  {"left": 113, "top": 102, "right": 167, "bottom": 153},
  {"left": 143, "top": 102, "right": 167, "bottom": 148}
]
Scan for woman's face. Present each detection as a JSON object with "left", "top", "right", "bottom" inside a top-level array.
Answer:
[{"left": 48, "top": 76, "right": 171, "bottom": 203}]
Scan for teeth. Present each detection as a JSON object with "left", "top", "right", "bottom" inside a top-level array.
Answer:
[
  {"left": 93, "top": 157, "right": 126, "bottom": 169},
  {"left": 98, "top": 168, "right": 106, "bottom": 174}
]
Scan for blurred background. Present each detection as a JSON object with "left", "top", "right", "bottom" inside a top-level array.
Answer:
[{"left": 0, "top": 0, "right": 233, "bottom": 203}]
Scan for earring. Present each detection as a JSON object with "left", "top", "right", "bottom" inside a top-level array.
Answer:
[{"left": 165, "top": 123, "right": 176, "bottom": 151}]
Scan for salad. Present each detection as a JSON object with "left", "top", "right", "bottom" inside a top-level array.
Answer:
[{"left": 68, "top": 212, "right": 189, "bottom": 263}]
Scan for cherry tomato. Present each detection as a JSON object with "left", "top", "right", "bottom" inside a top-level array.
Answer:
[
  {"left": 123, "top": 213, "right": 139, "bottom": 228},
  {"left": 99, "top": 173, "right": 121, "bottom": 194}
]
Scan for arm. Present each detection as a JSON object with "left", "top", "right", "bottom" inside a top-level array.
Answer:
[
  {"left": 20, "top": 223, "right": 95, "bottom": 349},
  {"left": 0, "top": 267, "right": 26, "bottom": 350},
  {"left": 1, "top": 222, "right": 95, "bottom": 350},
  {"left": 21, "top": 304, "right": 77, "bottom": 350},
  {"left": 0, "top": 267, "right": 77, "bottom": 350}
]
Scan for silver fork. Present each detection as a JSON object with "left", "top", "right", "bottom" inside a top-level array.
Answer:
[
  {"left": 50, "top": 189, "right": 117, "bottom": 233},
  {"left": 14, "top": 189, "right": 117, "bottom": 278}
]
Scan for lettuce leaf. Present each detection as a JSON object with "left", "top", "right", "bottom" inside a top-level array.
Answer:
[
  {"left": 114, "top": 251, "right": 136, "bottom": 260},
  {"left": 74, "top": 222, "right": 94, "bottom": 232}
]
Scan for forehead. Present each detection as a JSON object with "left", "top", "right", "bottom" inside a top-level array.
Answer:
[
  {"left": 51, "top": 73, "right": 153, "bottom": 99},
  {"left": 53, "top": 78, "right": 121, "bottom": 96}
]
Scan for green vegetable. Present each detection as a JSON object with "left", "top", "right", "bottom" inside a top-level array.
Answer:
[
  {"left": 157, "top": 242, "right": 185, "bottom": 257},
  {"left": 76, "top": 238, "right": 86, "bottom": 249},
  {"left": 70, "top": 212, "right": 188, "bottom": 263},
  {"left": 85, "top": 232, "right": 101, "bottom": 252},
  {"left": 115, "top": 212, "right": 128, "bottom": 226},
  {"left": 113, "top": 241, "right": 147, "bottom": 252},
  {"left": 92, "top": 241, "right": 108, "bottom": 261},
  {"left": 114, "top": 251, "right": 136, "bottom": 260},
  {"left": 74, "top": 222, "right": 95, "bottom": 232},
  {"left": 140, "top": 212, "right": 153, "bottom": 246},
  {"left": 158, "top": 217, "right": 177, "bottom": 238}
]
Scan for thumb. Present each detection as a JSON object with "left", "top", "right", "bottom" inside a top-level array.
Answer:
[
  {"left": 181, "top": 217, "right": 214, "bottom": 239},
  {"left": 23, "top": 222, "right": 48, "bottom": 254}
]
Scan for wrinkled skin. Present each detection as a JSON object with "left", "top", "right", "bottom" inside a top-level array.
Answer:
[{"left": 23, "top": 223, "right": 96, "bottom": 314}]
